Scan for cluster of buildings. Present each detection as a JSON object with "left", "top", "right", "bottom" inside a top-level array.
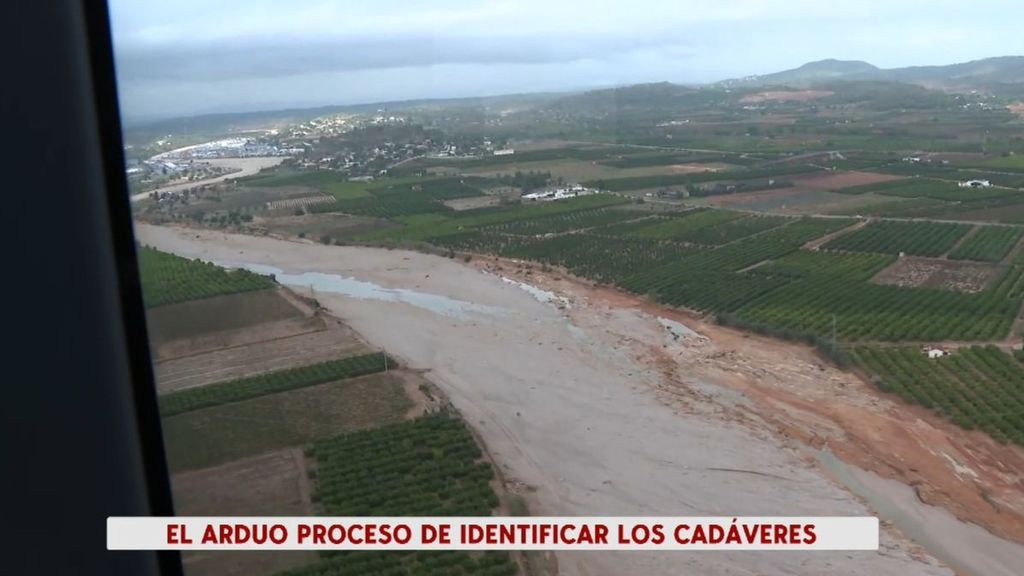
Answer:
[
  {"left": 288, "top": 126, "right": 506, "bottom": 177},
  {"left": 283, "top": 112, "right": 410, "bottom": 140},
  {"left": 152, "top": 137, "right": 300, "bottom": 161},
  {"left": 522, "top": 184, "right": 598, "bottom": 202},
  {"left": 125, "top": 157, "right": 233, "bottom": 184}
]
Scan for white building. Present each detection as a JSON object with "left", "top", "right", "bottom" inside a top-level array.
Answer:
[
  {"left": 958, "top": 179, "right": 992, "bottom": 188},
  {"left": 522, "top": 184, "right": 597, "bottom": 202}
]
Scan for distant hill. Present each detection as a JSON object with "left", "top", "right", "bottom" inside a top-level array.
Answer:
[
  {"left": 122, "top": 91, "right": 565, "bottom": 146},
  {"left": 881, "top": 56, "right": 1024, "bottom": 86},
  {"left": 727, "top": 59, "right": 879, "bottom": 86},
  {"left": 720, "top": 56, "right": 1024, "bottom": 90}
]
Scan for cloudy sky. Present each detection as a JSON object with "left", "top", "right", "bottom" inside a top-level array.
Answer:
[{"left": 109, "top": 0, "right": 1024, "bottom": 122}]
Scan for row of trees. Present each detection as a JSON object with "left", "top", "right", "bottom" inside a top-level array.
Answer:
[{"left": 854, "top": 346, "right": 1024, "bottom": 445}]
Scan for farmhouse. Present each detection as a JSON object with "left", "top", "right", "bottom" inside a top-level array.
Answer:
[
  {"left": 522, "top": 184, "right": 597, "bottom": 202},
  {"left": 958, "top": 179, "right": 992, "bottom": 188}
]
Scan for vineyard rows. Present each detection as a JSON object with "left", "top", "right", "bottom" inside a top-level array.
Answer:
[
  {"left": 948, "top": 226, "right": 1024, "bottom": 262},
  {"left": 853, "top": 346, "right": 1024, "bottom": 445},
  {"left": 822, "top": 220, "right": 971, "bottom": 257},
  {"left": 138, "top": 247, "right": 275, "bottom": 308},
  {"left": 279, "top": 415, "right": 516, "bottom": 576},
  {"left": 159, "top": 353, "right": 391, "bottom": 416}
]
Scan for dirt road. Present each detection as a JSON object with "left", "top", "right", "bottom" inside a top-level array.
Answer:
[
  {"left": 136, "top": 224, "right": 1024, "bottom": 576},
  {"left": 130, "top": 157, "right": 285, "bottom": 202}
]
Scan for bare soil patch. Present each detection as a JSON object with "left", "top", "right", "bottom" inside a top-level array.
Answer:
[
  {"left": 707, "top": 187, "right": 850, "bottom": 213},
  {"left": 740, "top": 90, "right": 833, "bottom": 103},
  {"left": 174, "top": 449, "right": 318, "bottom": 576},
  {"left": 790, "top": 171, "right": 905, "bottom": 191},
  {"left": 667, "top": 163, "right": 725, "bottom": 174},
  {"left": 444, "top": 195, "right": 502, "bottom": 211},
  {"left": 871, "top": 257, "right": 1000, "bottom": 293},
  {"left": 162, "top": 372, "right": 413, "bottom": 471},
  {"left": 154, "top": 319, "right": 369, "bottom": 393},
  {"left": 146, "top": 288, "right": 319, "bottom": 360},
  {"left": 260, "top": 212, "right": 394, "bottom": 240}
]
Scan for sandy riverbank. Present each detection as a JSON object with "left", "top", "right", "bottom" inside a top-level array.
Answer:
[{"left": 136, "top": 223, "right": 1024, "bottom": 576}]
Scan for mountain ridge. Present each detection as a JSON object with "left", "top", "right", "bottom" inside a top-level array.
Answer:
[{"left": 720, "top": 55, "right": 1024, "bottom": 88}]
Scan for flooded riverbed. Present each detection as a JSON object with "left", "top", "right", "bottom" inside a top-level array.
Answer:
[
  {"left": 226, "top": 262, "right": 508, "bottom": 320},
  {"left": 817, "top": 449, "right": 1024, "bottom": 576}
]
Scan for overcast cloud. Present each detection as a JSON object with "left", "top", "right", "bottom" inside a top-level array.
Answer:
[{"left": 109, "top": 0, "right": 1024, "bottom": 121}]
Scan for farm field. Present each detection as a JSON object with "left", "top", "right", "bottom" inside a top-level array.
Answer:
[
  {"left": 871, "top": 257, "right": 1001, "bottom": 292},
  {"left": 482, "top": 205, "right": 645, "bottom": 236},
  {"left": 355, "top": 193, "right": 629, "bottom": 243},
  {"left": 671, "top": 214, "right": 791, "bottom": 245},
  {"left": 832, "top": 178, "right": 1016, "bottom": 203},
  {"left": 874, "top": 180, "right": 1015, "bottom": 202},
  {"left": 735, "top": 259, "right": 1023, "bottom": 341},
  {"left": 400, "top": 200, "right": 1024, "bottom": 344},
  {"left": 280, "top": 415, "right": 517, "bottom": 576},
  {"left": 948, "top": 226, "right": 1024, "bottom": 262},
  {"left": 618, "top": 218, "right": 852, "bottom": 310},
  {"left": 822, "top": 220, "right": 972, "bottom": 257},
  {"left": 158, "top": 352, "right": 392, "bottom": 416},
  {"left": 853, "top": 346, "right": 1024, "bottom": 445},
  {"left": 154, "top": 321, "right": 369, "bottom": 392},
  {"left": 173, "top": 449, "right": 318, "bottom": 576},
  {"left": 145, "top": 288, "right": 310, "bottom": 354},
  {"left": 602, "top": 209, "right": 743, "bottom": 240},
  {"left": 788, "top": 170, "right": 904, "bottom": 191},
  {"left": 139, "top": 246, "right": 275, "bottom": 307},
  {"left": 241, "top": 169, "right": 374, "bottom": 199},
  {"left": 707, "top": 188, "right": 857, "bottom": 214},
  {"left": 457, "top": 158, "right": 643, "bottom": 182},
  {"left": 582, "top": 164, "right": 821, "bottom": 193},
  {"left": 290, "top": 176, "right": 501, "bottom": 219},
  {"left": 162, "top": 372, "right": 414, "bottom": 471}
]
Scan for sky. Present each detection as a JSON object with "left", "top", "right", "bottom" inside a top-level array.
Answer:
[{"left": 109, "top": 0, "right": 1024, "bottom": 122}]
